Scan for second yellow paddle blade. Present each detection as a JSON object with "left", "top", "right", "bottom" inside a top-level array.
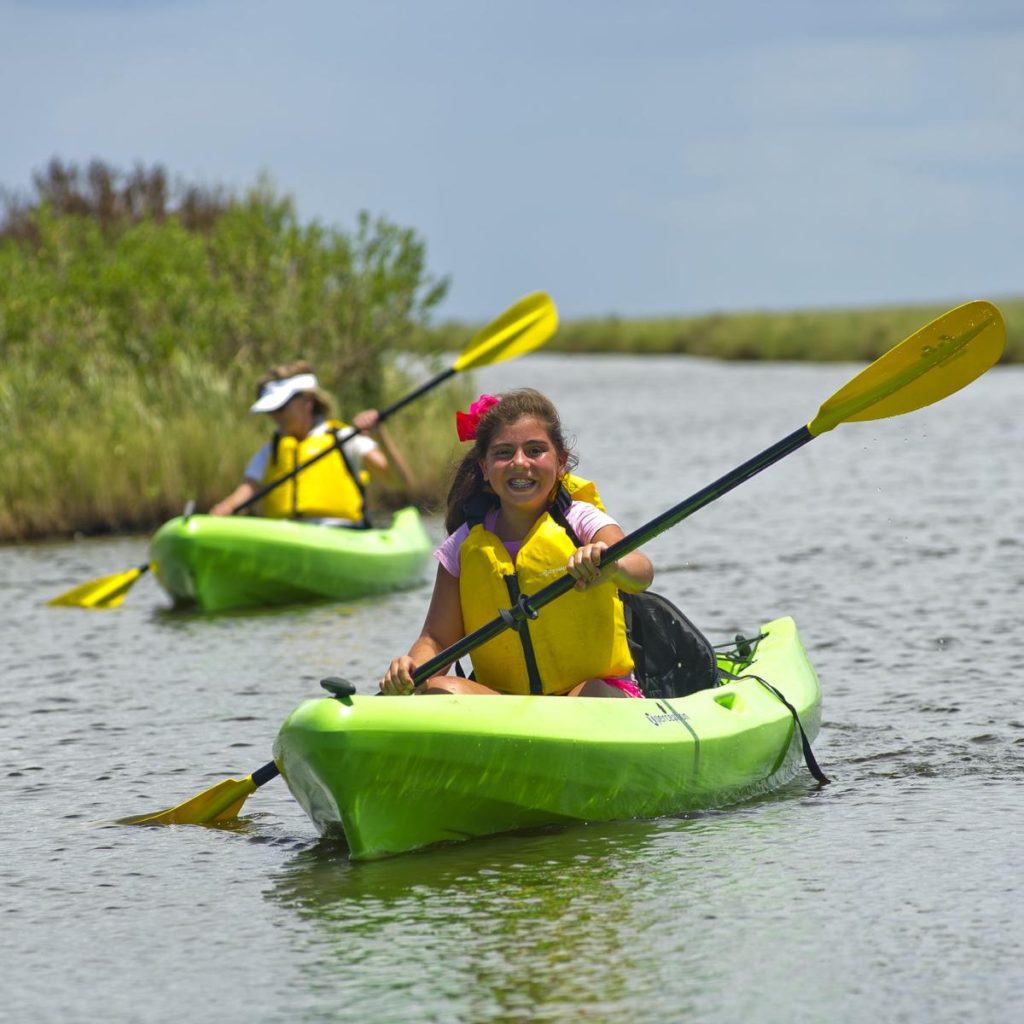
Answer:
[
  {"left": 453, "top": 292, "right": 559, "bottom": 371},
  {"left": 809, "top": 300, "right": 1005, "bottom": 436},
  {"left": 47, "top": 564, "right": 149, "bottom": 609},
  {"left": 118, "top": 775, "right": 257, "bottom": 826}
]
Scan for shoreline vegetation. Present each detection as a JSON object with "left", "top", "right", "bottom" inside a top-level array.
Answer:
[
  {"left": 0, "top": 161, "right": 462, "bottom": 543},
  {"left": 3, "top": 160, "right": 1020, "bottom": 544},
  {"left": 437, "top": 298, "right": 1023, "bottom": 363}
]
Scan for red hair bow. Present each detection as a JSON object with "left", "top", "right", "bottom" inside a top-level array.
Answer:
[{"left": 455, "top": 393, "right": 500, "bottom": 442}]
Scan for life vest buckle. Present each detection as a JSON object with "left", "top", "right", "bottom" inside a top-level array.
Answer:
[{"left": 498, "top": 594, "right": 539, "bottom": 632}]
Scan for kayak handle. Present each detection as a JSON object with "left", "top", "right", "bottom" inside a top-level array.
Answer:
[{"left": 320, "top": 676, "right": 357, "bottom": 698}]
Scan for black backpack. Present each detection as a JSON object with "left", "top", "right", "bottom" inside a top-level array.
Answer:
[{"left": 619, "top": 590, "right": 720, "bottom": 700}]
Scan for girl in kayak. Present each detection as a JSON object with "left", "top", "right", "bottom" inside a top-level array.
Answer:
[
  {"left": 210, "top": 359, "right": 412, "bottom": 524},
  {"left": 381, "top": 388, "right": 653, "bottom": 697}
]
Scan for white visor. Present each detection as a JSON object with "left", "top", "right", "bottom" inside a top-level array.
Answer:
[{"left": 250, "top": 373, "right": 319, "bottom": 413}]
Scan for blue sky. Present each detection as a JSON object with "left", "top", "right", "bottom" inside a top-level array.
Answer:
[{"left": 1, "top": 0, "right": 1021, "bottom": 320}]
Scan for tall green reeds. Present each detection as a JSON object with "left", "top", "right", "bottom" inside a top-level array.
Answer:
[{"left": 0, "top": 160, "right": 455, "bottom": 541}]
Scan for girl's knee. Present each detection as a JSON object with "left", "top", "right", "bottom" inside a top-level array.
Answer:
[
  {"left": 569, "top": 678, "right": 629, "bottom": 698},
  {"left": 418, "top": 676, "right": 499, "bottom": 695}
]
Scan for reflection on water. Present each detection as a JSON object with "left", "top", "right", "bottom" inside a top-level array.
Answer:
[
  {"left": 3, "top": 356, "right": 1022, "bottom": 1023},
  {"left": 265, "top": 800, "right": 819, "bottom": 1023}
]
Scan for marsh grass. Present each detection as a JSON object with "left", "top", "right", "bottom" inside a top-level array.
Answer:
[
  {"left": 0, "top": 347, "right": 467, "bottom": 540},
  {"left": 555, "top": 300, "right": 1024, "bottom": 361},
  {"left": 1, "top": 161, "right": 455, "bottom": 541},
  {"left": 435, "top": 299, "right": 1024, "bottom": 362}
]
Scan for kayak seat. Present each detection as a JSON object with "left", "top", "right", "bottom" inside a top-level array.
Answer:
[{"left": 620, "top": 590, "right": 720, "bottom": 700}]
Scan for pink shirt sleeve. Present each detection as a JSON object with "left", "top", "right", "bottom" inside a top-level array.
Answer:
[
  {"left": 435, "top": 502, "right": 618, "bottom": 578},
  {"left": 434, "top": 522, "right": 470, "bottom": 577},
  {"left": 565, "top": 501, "right": 618, "bottom": 543}
]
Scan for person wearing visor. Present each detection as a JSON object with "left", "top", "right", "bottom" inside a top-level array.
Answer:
[{"left": 210, "top": 360, "right": 412, "bottom": 525}]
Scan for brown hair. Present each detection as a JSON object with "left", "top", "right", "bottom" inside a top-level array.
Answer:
[
  {"left": 444, "top": 388, "right": 577, "bottom": 534},
  {"left": 255, "top": 359, "right": 334, "bottom": 418}
]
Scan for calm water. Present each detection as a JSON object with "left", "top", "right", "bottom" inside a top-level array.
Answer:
[{"left": 3, "top": 354, "right": 1022, "bottom": 1023}]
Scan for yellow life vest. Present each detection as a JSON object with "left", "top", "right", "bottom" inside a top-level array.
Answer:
[
  {"left": 458, "top": 476, "right": 633, "bottom": 694},
  {"left": 261, "top": 420, "right": 367, "bottom": 521}
]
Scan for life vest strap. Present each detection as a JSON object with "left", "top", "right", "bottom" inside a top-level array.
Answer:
[
  {"left": 547, "top": 484, "right": 582, "bottom": 545},
  {"left": 497, "top": 593, "right": 540, "bottom": 631},
  {"left": 504, "top": 575, "right": 544, "bottom": 695},
  {"left": 332, "top": 429, "right": 371, "bottom": 528}
]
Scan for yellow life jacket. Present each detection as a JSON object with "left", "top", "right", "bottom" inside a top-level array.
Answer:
[
  {"left": 261, "top": 420, "right": 367, "bottom": 522},
  {"left": 458, "top": 476, "right": 633, "bottom": 694}
]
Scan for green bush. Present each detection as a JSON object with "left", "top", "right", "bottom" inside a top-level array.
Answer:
[{"left": 0, "top": 160, "right": 452, "bottom": 541}]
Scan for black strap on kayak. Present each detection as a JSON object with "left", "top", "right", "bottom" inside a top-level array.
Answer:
[
  {"left": 719, "top": 668, "right": 830, "bottom": 785},
  {"left": 714, "top": 632, "right": 766, "bottom": 662}
]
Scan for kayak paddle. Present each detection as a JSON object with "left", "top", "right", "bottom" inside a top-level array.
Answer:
[
  {"left": 47, "top": 561, "right": 153, "bottom": 609},
  {"left": 118, "top": 299, "right": 1004, "bottom": 826},
  {"left": 229, "top": 291, "right": 558, "bottom": 516},
  {"left": 49, "top": 292, "right": 559, "bottom": 609}
]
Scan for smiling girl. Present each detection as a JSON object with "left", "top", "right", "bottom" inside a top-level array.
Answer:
[{"left": 381, "top": 389, "right": 653, "bottom": 697}]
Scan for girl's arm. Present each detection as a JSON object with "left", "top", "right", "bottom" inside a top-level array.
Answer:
[
  {"left": 212, "top": 444, "right": 269, "bottom": 515},
  {"left": 566, "top": 524, "right": 654, "bottom": 593},
  {"left": 381, "top": 565, "right": 465, "bottom": 693},
  {"left": 352, "top": 409, "right": 415, "bottom": 491},
  {"left": 209, "top": 479, "right": 259, "bottom": 516}
]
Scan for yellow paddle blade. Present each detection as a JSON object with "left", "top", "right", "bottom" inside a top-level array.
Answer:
[
  {"left": 117, "top": 775, "right": 258, "bottom": 826},
  {"left": 453, "top": 292, "right": 559, "bottom": 371},
  {"left": 809, "top": 301, "right": 1005, "bottom": 436},
  {"left": 47, "top": 563, "right": 151, "bottom": 609}
]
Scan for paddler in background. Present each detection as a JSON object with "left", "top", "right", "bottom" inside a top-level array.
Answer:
[
  {"left": 380, "top": 388, "right": 654, "bottom": 697},
  {"left": 210, "top": 359, "right": 413, "bottom": 525}
]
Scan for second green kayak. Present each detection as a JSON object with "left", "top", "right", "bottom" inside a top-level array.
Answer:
[
  {"left": 150, "top": 507, "right": 432, "bottom": 612},
  {"left": 274, "top": 615, "right": 823, "bottom": 860}
]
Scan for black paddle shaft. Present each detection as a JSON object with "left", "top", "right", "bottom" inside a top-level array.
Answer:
[
  {"left": 255, "top": 426, "right": 815, "bottom": 789},
  {"left": 233, "top": 367, "right": 457, "bottom": 515},
  {"left": 412, "top": 425, "right": 815, "bottom": 683}
]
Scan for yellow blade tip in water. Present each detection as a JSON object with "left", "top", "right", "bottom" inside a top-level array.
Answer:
[
  {"left": 117, "top": 775, "right": 258, "bottom": 826},
  {"left": 47, "top": 565, "right": 150, "bottom": 609}
]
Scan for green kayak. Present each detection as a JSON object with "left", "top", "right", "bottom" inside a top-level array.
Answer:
[
  {"left": 150, "top": 507, "right": 432, "bottom": 612},
  {"left": 274, "top": 615, "right": 822, "bottom": 860}
]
